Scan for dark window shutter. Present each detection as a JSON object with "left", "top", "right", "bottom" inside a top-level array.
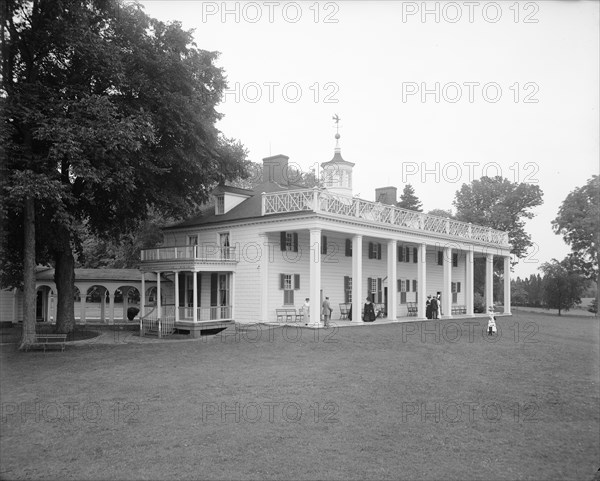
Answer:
[
  {"left": 377, "top": 243, "right": 382, "bottom": 260},
  {"left": 280, "top": 232, "right": 286, "bottom": 251},
  {"left": 453, "top": 253, "right": 458, "bottom": 267},
  {"left": 368, "top": 242, "right": 373, "bottom": 259},
  {"left": 345, "top": 239, "right": 352, "bottom": 256},
  {"left": 406, "top": 280, "right": 410, "bottom": 292},
  {"left": 210, "top": 273, "right": 218, "bottom": 306},
  {"left": 413, "top": 280, "right": 417, "bottom": 292},
  {"left": 293, "top": 232, "right": 299, "bottom": 252},
  {"left": 398, "top": 245, "right": 404, "bottom": 262},
  {"left": 294, "top": 274, "right": 300, "bottom": 290},
  {"left": 377, "top": 278, "right": 382, "bottom": 303},
  {"left": 438, "top": 251, "right": 443, "bottom": 265},
  {"left": 367, "top": 277, "right": 372, "bottom": 297},
  {"left": 413, "top": 248, "right": 418, "bottom": 263},
  {"left": 321, "top": 235, "right": 327, "bottom": 255},
  {"left": 178, "top": 273, "right": 186, "bottom": 307},
  {"left": 397, "top": 279, "right": 401, "bottom": 292},
  {"left": 457, "top": 282, "right": 461, "bottom": 293},
  {"left": 406, "top": 246, "right": 410, "bottom": 262},
  {"left": 280, "top": 274, "right": 285, "bottom": 289}
]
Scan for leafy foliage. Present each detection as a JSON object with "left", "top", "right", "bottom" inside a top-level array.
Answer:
[
  {"left": 540, "top": 258, "right": 589, "bottom": 315},
  {"left": 453, "top": 176, "right": 543, "bottom": 261},
  {"left": 1, "top": 0, "right": 247, "bottom": 332},
  {"left": 427, "top": 208, "right": 454, "bottom": 218},
  {"left": 552, "top": 175, "right": 599, "bottom": 282},
  {"left": 397, "top": 184, "right": 423, "bottom": 212}
]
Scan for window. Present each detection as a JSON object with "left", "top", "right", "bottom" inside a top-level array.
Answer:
[
  {"left": 344, "top": 276, "right": 352, "bottom": 303},
  {"left": 219, "top": 232, "right": 230, "bottom": 260},
  {"left": 437, "top": 251, "right": 444, "bottom": 266},
  {"left": 188, "top": 235, "right": 198, "bottom": 246},
  {"left": 452, "top": 253, "right": 458, "bottom": 267},
  {"left": 280, "top": 273, "right": 300, "bottom": 305},
  {"left": 368, "top": 242, "right": 382, "bottom": 259},
  {"left": 280, "top": 231, "right": 299, "bottom": 252},
  {"left": 216, "top": 195, "right": 225, "bottom": 214},
  {"left": 398, "top": 279, "right": 407, "bottom": 304},
  {"left": 367, "top": 277, "right": 382, "bottom": 303},
  {"left": 345, "top": 239, "right": 352, "bottom": 257}
]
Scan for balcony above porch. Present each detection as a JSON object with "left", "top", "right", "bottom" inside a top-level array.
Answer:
[
  {"left": 139, "top": 245, "right": 238, "bottom": 272},
  {"left": 261, "top": 188, "right": 510, "bottom": 248}
]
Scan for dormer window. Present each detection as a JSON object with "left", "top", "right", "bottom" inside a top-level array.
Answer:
[{"left": 216, "top": 195, "right": 225, "bottom": 215}]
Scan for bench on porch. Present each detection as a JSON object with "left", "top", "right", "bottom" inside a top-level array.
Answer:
[
  {"left": 276, "top": 308, "right": 302, "bottom": 323},
  {"left": 451, "top": 305, "right": 467, "bottom": 315},
  {"left": 339, "top": 303, "right": 350, "bottom": 320},
  {"left": 374, "top": 303, "right": 386, "bottom": 318},
  {"left": 26, "top": 333, "right": 67, "bottom": 352},
  {"left": 406, "top": 302, "right": 418, "bottom": 317}
]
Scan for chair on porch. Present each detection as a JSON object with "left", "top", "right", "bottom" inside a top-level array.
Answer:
[{"left": 339, "top": 303, "right": 350, "bottom": 320}]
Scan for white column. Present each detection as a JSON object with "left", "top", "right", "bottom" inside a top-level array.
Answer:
[
  {"left": 100, "top": 289, "right": 107, "bottom": 324},
  {"left": 443, "top": 246, "right": 452, "bottom": 318},
  {"left": 352, "top": 235, "right": 363, "bottom": 322},
  {"left": 122, "top": 287, "right": 129, "bottom": 321},
  {"left": 417, "top": 243, "right": 427, "bottom": 319},
  {"left": 109, "top": 290, "right": 115, "bottom": 325},
  {"left": 156, "top": 272, "right": 162, "bottom": 317},
  {"left": 193, "top": 271, "right": 198, "bottom": 323},
  {"left": 485, "top": 253, "right": 494, "bottom": 310},
  {"left": 230, "top": 272, "right": 235, "bottom": 319},
  {"left": 466, "top": 249, "right": 474, "bottom": 316},
  {"left": 259, "top": 233, "right": 269, "bottom": 322},
  {"left": 81, "top": 287, "right": 87, "bottom": 325},
  {"left": 387, "top": 240, "right": 397, "bottom": 320},
  {"left": 140, "top": 273, "right": 146, "bottom": 317},
  {"left": 503, "top": 256, "right": 511, "bottom": 315},
  {"left": 174, "top": 272, "right": 180, "bottom": 323},
  {"left": 309, "top": 228, "right": 322, "bottom": 327}
]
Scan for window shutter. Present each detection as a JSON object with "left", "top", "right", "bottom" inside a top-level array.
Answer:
[
  {"left": 321, "top": 235, "right": 327, "bottom": 255},
  {"left": 453, "top": 253, "right": 458, "bottom": 267},
  {"left": 294, "top": 274, "right": 300, "bottom": 290},
  {"left": 413, "top": 248, "right": 418, "bottom": 263},
  {"left": 397, "top": 279, "right": 401, "bottom": 292},
  {"left": 413, "top": 280, "right": 417, "bottom": 292},
  {"left": 210, "top": 273, "right": 218, "bottom": 306},
  {"left": 345, "top": 239, "right": 352, "bottom": 257},
  {"left": 178, "top": 273, "right": 186, "bottom": 307},
  {"left": 280, "top": 232, "right": 286, "bottom": 251},
  {"left": 344, "top": 276, "right": 349, "bottom": 290},
  {"left": 377, "top": 243, "right": 382, "bottom": 260},
  {"left": 367, "top": 277, "right": 372, "bottom": 297},
  {"left": 438, "top": 251, "right": 443, "bottom": 265},
  {"left": 197, "top": 273, "right": 202, "bottom": 307},
  {"left": 280, "top": 274, "right": 285, "bottom": 289},
  {"left": 457, "top": 282, "right": 461, "bottom": 293},
  {"left": 368, "top": 242, "right": 373, "bottom": 259},
  {"left": 451, "top": 282, "right": 456, "bottom": 293},
  {"left": 406, "top": 246, "right": 410, "bottom": 263},
  {"left": 293, "top": 232, "right": 299, "bottom": 252},
  {"left": 377, "top": 278, "right": 382, "bottom": 303},
  {"left": 398, "top": 245, "right": 404, "bottom": 262},
  {"left": 406, "top": 280, "right": 410, "bottom": 292}
]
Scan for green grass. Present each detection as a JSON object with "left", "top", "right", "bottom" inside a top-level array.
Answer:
[{"left": 1, "top": 312, "right": 598, "bottom": 481}]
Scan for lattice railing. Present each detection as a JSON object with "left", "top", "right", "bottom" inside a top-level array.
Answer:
[{"left": 261, "top": 189, "right": 510, "bottom": 246}]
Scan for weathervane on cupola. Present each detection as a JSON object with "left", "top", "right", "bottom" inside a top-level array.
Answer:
[{"left": 321, "top": 114, "right": 355, "bottom": 197}]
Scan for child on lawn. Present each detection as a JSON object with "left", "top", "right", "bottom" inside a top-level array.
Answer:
[{"left": 487, "top": 306, "right": 497, "bottom": 335}]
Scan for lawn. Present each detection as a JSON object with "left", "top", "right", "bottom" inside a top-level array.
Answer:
[{"left": 1, "top": 312, "right": 598, "bottom": 481}]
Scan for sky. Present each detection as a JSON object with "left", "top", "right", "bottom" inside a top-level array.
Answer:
[{"left": 139, "top": 0, "right": 599, "bottom": 280}]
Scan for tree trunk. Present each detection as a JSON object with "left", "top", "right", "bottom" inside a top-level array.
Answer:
[
  {"left": 54, "top": 226, "right": 76, "bottom": 334},
  {"left": 19, "top": 197, "right": 37, "bottom": 350}
]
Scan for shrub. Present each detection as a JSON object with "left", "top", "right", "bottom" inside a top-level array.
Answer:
[
  {"left": 127, "top": 307, "right": 140, "bottom": 321},
  {"left": 473, "top": 292, "right": 485, "bottom": 313}
]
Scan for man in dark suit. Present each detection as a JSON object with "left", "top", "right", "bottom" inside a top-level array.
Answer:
[{"left": 430, "top": 295, "right": 439, "bottom": 319}]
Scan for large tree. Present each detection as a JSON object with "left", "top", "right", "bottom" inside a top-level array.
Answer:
[
  {"left": 397, "top": 184, "right": 423, "bottom": 212},
  {"left": 540, "top": 257, "right": 589, "bottom": 315},
  {"left": 453, "top": 176, "right": 544, "bottom": 261},
  {"left": 1, "top": 0, "right": 247, "bottom": 340},
  {"left": 552, "top": 175, "right": 599, "bottom": 282}
]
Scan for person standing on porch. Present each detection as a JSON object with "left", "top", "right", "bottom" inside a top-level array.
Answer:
[
  {"left": 322, "top": 297, "right": 333, "bottom": 327},
  {"left": 436, "top": 291, "right": 442, "bottom": 318},
  {"left": 430, "top": 295, "right": 439, "bottom": 319},
  {"left": 363, "top": 297, "right": 376, "bottom": 322},
  {"left": 302, "top": 298, "right": 310, "bottom": 325}
]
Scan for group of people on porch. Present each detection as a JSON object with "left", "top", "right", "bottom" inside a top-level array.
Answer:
[{"left": 425, "top": 292, "right": 442, "bottom": 319}]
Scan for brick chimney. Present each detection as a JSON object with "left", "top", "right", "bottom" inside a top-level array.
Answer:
[
  {"left": 262, "top": 154, "right": 290, "bottom": 185},
  {"left": 375, "top": 186, "right": 397, "bottom": 205}
]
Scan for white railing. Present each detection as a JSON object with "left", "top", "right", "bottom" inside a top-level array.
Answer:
[
  {"left": 178, "top": 306, "right": 233, "bottom": 321},
  {"left": 261, "top": 189, "right": 510, "bottom": 247},
  {"left": 140, "top": 245, "right": 237, "bottom": 262},
  {"left": 140, "top": 305, "right": 176, "bottom": 338}
]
